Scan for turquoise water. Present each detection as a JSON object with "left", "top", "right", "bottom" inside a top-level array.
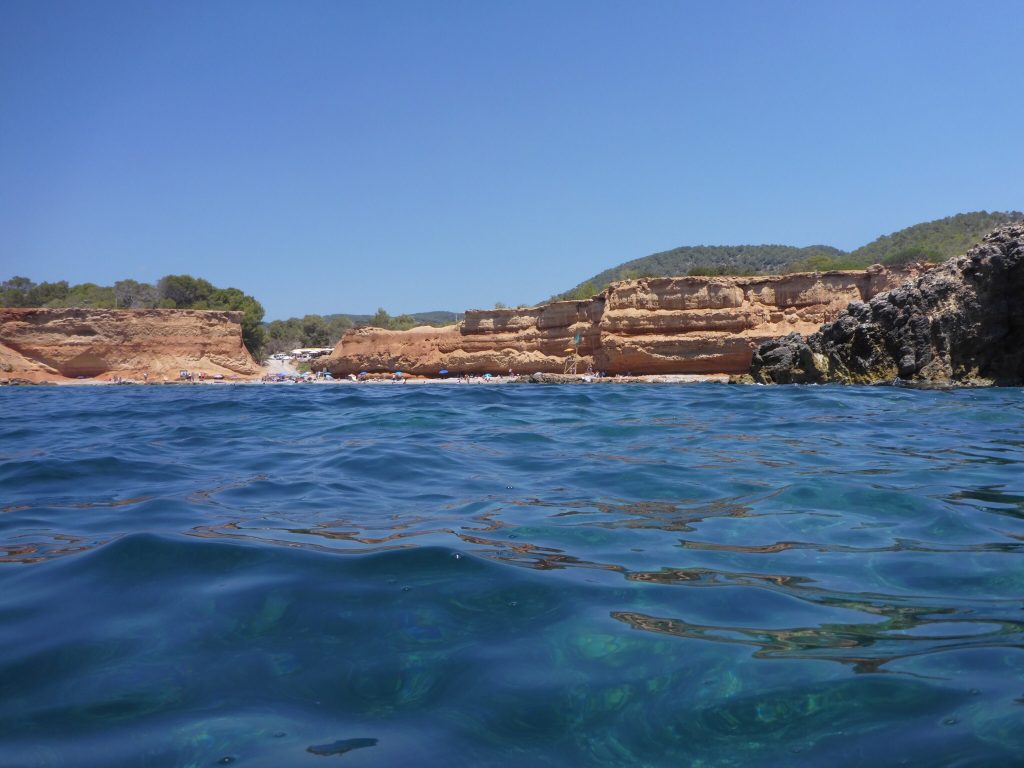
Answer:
[{"left": 1, "top": 384, "right": 1023, "bottom": 767}]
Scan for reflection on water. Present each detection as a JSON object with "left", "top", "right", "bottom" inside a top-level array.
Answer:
[
  {"left": 1, "top": 384, "right": 1024, "bottom": 766},
  {"left": 613, "top": 610, "right": 1023, "bottom": 674}
]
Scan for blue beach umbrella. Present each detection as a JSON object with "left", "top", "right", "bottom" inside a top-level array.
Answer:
[{"left": 439, "top": 369, "right": 449, "bottom": 375}]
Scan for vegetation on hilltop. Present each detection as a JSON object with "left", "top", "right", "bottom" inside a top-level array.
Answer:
[
  {"left": 846, "top": 211, "right": 1023, "bottom": 265},
  {"left": 553, "top": 211, "right": 1024, "bottom": 298},
  {"left": 366, "top": 308, "right": 419, "bottom": 332},
  {"left": 785, "top": 211, "right": 1024, "bottom": 272},
  {"left": 0, "top": 274, "right": 266, "bottom": 358}
]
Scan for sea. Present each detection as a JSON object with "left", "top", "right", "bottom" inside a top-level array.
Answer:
[{"left": 1, "top": 383, "right": 1023, "bottom": 767}]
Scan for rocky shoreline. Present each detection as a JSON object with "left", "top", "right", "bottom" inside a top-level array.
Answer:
[
  {"left": 1, "top": 372, "right": 733, "bottom": 387},
  {"left": 5, "top": 227, "right": 1022, "bottom": 389},
  {"left": 750, "top": 224, "right": 1024, "bottom": 387}
]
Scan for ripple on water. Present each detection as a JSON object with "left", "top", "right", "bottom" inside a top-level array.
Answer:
[{"left": 1, "top": 384, "right": 1023, "bottom": 766}]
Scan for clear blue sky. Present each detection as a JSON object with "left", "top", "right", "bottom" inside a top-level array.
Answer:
[{"left": 2, "top": 1, "right": 1021, "bottom": 319}]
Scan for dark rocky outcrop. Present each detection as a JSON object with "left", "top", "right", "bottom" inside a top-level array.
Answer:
[{"left": 751, "top": 224, "right": 1024, "bottom": 386}]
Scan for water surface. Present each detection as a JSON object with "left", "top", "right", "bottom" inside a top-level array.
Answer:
[{"left": 2, "top": 384, "right": 1023, "bottom": 766}]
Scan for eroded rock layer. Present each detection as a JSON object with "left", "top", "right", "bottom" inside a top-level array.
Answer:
[
  {"left": 319, "top": 267, "right": 921, "bottom": 377},
  {"left": 750, "top": 224, "right": 1024, "bottom": 386},
  {"left": 0, "top": 308, "right": 260, "bottom": 381}
]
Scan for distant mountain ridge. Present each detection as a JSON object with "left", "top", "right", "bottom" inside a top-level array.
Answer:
[{"left": 553, "top": 211, "right": 1024, "bottom": 301}]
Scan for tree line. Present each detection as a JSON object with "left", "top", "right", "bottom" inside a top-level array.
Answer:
[
  {"left": 264, "top": 308, "right": 456, "bottom": 355},
  {"left": 264, "top": 314, "right": 354, "bottom": 354}
]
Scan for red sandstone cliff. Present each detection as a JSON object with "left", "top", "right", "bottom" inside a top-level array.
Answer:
[
  {"left": 318, "top": 266, "right": 925, "bottom": 377},
  {"left": 0, "top": 308, "right": 260, "bottom": 382}
]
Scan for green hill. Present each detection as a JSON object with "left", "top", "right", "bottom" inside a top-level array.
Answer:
[
  {"left": 552, "top": 210, "right": 1024, "bottom": 300},
  {"left": 845, "top": 211, "right": 1023, "bottom": 266}
]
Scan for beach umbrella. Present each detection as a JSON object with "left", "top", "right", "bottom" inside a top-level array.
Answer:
[
  {"left": 483, "top": 373, "right": 493, "bottom": 379},
  {"left": 439, "top": 369, "right": 449, "bottom": 375}
]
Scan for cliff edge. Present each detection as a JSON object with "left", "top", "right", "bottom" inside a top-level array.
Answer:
[
  {"left": 317, "top": 267, "right": 922, "bottom": 377},
  {"left": 750, "top": 224, "right": 1024, "bottom": 386},
  {"left": 0, "top": 308, "right": 260, "bottom": 382}
]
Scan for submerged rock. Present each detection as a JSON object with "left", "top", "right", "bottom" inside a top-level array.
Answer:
[
  {"left": 751, "top": 224, "right": 1024, "bottom": 386},
  {"left": 307, "top": 737, "right": 378, "bottom": 756}
]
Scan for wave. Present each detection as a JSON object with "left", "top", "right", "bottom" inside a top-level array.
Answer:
[{"left": 2, "top": 384, "right": 1024, "bottom": 764}]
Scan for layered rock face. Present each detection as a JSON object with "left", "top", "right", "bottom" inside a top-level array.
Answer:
[
  {"left": 319, "top": 267, "right": 920, "bottom": 377},
  {"left": 751, "top": 224, "right": 1024, "bottom": 385},
  {"left": 0, "top": 308, "right": 260, "bottom": 381}
]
